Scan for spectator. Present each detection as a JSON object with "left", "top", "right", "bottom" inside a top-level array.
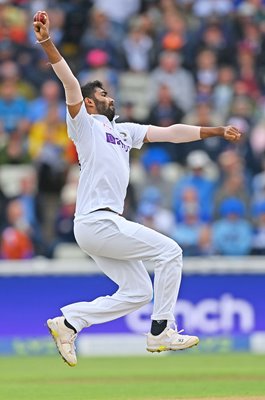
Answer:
[
  {"left": 0, "top": 1, "right": 28, "bottom": 44},
  {"left": 45, "top": 7, "right": 65, "bottom": 47},
  {"left": 48, "top": 1, "right": 90, "bottom": 46},
  {"left": 64, "top": 140, "right": 78, "bottom": 166},
  {"left": 252, "top": 155, "right": 265, "bottom": 203},
  {"left": 250, "top": 117, "right": 265, "bottom": 162},
  {"left": 0, "top": 60, "right": 36, "bottom": 100},
  {"left": 137, "top": 147, "right": 174, "bottom": 208},
  {"left": 0, "top": 187, "right": 7, "bottom": 230},
  {"left": 18, "top": 171, "right": 44, "bottom": 254},
  {"left": 218, "top": 146, "right": 253, "bottom": 189},
  {"left": 47, "top": 183, "right": 77, "bottom": 258},
  {"left": 0, "top": 199, "right": 35, "bottom": 259},
  {"left": 94, "top": 0, "right": 141, "bottom": 34},
  {"left": 158, "top": 0, "right": 179, "bottom": 15},
  {"left": 27, "top": 80, "right": 66, "bottom": 124},
  {"left": 236, "top": 43, "right": 261, "bottom": 101},
  {"left": 157, "top": 11, "right": 192, "bottom": 66},
  {"left": 172, "top": 150, "right": 217, "bottom": 221},
  {"left": 122, "top": 17, "right": 154, "bottom": 72},
  {"left": 78, "top": 48, "right": 119, "bottom": 96},
  {"left": 18, "top": 50, "right": 56, "bottom": 89},
  {"left": 136, "top": 201, "right": 175, "bottom": 237},
  {"left": 239, "top": 19, "right": 265, "bottom": 69},
  {"left": 197, "top": 22, "right": 234, "bottom": 66},
  {"left": 0, "top": 80, "right": 28, "bottom": 136},
  {"left": 195, "top": 48, "right": 218, "bottom": 88},
  {"left": 171, "top": 189, "right": 211, "bottom": 256},
  {"left": 136, "top": 187, "right": 176, "bottom": 237},
  {"left": 147, "top": 83, "right": 184, "bottom": 127},
  {"left": 217, "top": 149, "right": 245, "bottom": 180},
  {"left": 28, "top": 104, "right": 69, "bottom": 245},
  {"left": 55, "top": 183, "right": 76, "bottom": 244},
  {"left": 251, "top": 201, "right": 265, "bottom": 255},
  {"left": 149, "top": 50, "right": 196, "bottom": 112},
  {"left": 118, "top": 101, "right": 142, "bottom": 124},
  {"left": 0, "top": 131, "right": 30, "bottom": 165},
  {"left": 80, "top": 7, "right": 122, "bottom": 69},
  {"left": 212, "top": 65, "right": 236, "bottom": 120},
  {"left": 174, "top": 185, "right": 207, "bottom": 223},
  {"left": 212, "top": 197, "right": 252, "bottom": 256},
  {"left": 214, "top": 170, "right": 250, "bottom": 218},
  {"left": 28, "top": 106, "right": 69, "bottom": 194},
  {"left": 192, "top": 0, "right": 233, "bottom": 18}
]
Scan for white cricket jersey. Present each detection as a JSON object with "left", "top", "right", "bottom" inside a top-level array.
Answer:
[{"left": 66, "top": 102, "right": 149, "bottom": 218}]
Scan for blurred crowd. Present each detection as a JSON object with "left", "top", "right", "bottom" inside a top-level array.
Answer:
[{"left": 1, "top": 0, "right": 265, "bottom": 259}]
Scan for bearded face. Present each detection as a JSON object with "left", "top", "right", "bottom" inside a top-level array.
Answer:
[{"left": 93, "top": 97, "right": 115, "bottom": 122}]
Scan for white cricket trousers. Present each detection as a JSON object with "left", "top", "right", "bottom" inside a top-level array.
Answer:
[{"left": 61, "top": 210, "right": 182, "bottom": 333}]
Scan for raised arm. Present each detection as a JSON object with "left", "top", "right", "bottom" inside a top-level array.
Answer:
[
  {"left": 33, "top": 11, "right": 83, "bottom": 118},
  {"left": 145, "top": 124, "right": 241, "bottom": 144}
]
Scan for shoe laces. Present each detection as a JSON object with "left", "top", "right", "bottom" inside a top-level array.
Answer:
[
  {"left": 70, "top": 333, "right": 77, "bottom": 351},
  {"left": 170, "top": 322, "right": 185, "bottom": 335},
  {"left": 168, "top": 327, "right": 192, "bottom": 341},
  {"left": 63, "top": 332, "right": 77, "bottom": 352}
]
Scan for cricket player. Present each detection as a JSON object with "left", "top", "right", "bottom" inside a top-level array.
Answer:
[{"left": 33, "top": 12, "right": 241, "bottom": 367}]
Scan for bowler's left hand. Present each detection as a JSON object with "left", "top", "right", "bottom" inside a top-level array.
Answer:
[{"left": 223, "top": 125, "right": 241, "bottom": 142}]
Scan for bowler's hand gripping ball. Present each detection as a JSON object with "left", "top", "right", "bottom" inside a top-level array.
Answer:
[{"left": 33, "top": 11, "right": 47, "bottom": 30}]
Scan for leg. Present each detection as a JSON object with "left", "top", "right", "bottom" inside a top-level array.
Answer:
[
  {"left": 61, "top": 256, "right": 153, "bottom": 332},
  {"left": 73, "top": 212, "right": 183, "bottom": 324},
  {"left": 73, "top": 214, "right": 199, "bottom": 352},
  {"left": 48, "top": 212, "right": 197, "bottom": 365}
]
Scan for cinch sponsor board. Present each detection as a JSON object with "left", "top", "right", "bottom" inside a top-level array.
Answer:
[{"left": 0, "top": 275, "right": 264, "bottom": 337}]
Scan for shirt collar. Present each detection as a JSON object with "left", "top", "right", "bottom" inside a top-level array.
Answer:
[{"left": 92, "top": 114, "right": 119, "bottom": 125}]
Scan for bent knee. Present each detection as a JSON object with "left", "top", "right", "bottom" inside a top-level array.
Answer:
[
  {"left": 135, "top": 283, "right": 153, "bottom": 306},
  {"left": 172, "top": 242, "right": 182, "bottom": 258},
  {"left": 118, "top": 282, "right": 153, "bottom": 306},
  {"left": 131, "top": 285, "right": 153, "bottom": 306},
  {"left": 142, "top": 286, "right": 153, "bottom": 304},
  {"left": 151, "top": 241, "right": 183, "bottom": 269},
  {"left": 163, "top": 240, "right": 183, "bottom": 263}
]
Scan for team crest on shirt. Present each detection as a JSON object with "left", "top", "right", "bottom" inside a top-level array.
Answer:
[
  {"left": 120, "top": 132, "right": 127, "bottom": 141},
  {"left": 105, "top": 132, "right": 130, "bottom": 152}
]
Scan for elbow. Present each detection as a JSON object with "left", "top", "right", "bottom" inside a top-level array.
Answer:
[{"left": 63, "top": 77, "right": 80, "bottom": 91}]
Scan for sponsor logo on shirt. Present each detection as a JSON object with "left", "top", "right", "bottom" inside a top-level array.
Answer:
[{"left": 106, "top": 132, "right": 130, "bottom": 152}]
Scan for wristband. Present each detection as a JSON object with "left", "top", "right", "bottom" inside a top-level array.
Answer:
[{"left": 36, "top": 36, "right": 51, "bottom": 44}]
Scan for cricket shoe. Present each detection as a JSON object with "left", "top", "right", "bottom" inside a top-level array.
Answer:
[
  {"left": 146, "top": 327, "right": 199, "bottom": 353},
  {"left": 47, "top": 316, "right": 77, "bottom": 367}
]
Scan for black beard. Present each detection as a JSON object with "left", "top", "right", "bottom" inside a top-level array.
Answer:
[{"left": 94, "top": 99, "right": 115, "bottom": 121}]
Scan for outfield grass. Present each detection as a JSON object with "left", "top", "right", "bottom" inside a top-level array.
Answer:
[{"left": 0, "top": 353, "right": 265, "bottom": 400}]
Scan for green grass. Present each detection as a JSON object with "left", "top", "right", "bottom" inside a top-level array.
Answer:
[{"left": 0, "top": 353, "right": 265, "bottom": 400}]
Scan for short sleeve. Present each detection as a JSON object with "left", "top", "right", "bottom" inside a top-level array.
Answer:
[
  {"left": 117, "top": 122, "right": 149, "bottom": 149},
  {"left": 66, "top": 102, "right": 93, "bottom": 142}
]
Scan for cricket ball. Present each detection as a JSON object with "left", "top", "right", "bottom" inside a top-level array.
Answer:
[{"left": 33, "top": 11, "right": 47, "bottom": 24}]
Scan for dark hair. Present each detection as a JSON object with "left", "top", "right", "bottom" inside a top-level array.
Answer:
[{"left": 81, "top": 80, "right": 104, "bottom": 100}]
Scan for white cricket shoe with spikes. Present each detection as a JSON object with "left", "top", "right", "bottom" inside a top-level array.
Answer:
[
  {"left": 47, "top": 316, "right": 77, "bottom": 367},
  {"left": 146, "top": 327, "right": 199, "bottom": 353}
]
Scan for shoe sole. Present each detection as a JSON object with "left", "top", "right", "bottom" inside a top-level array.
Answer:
[
  {"left": 146, "top": 337, "right": 200, "bottom": 353},
  {"left": 47, "top": 319, "right": 77, "bottom": 367}
]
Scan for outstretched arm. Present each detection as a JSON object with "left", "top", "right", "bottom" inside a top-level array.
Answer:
[
  {"left": 144, "top": 124, "right": 241, "bottom": 144},
  {"left": 33, "top": 11, "right": 83, "bottom": 118}
]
